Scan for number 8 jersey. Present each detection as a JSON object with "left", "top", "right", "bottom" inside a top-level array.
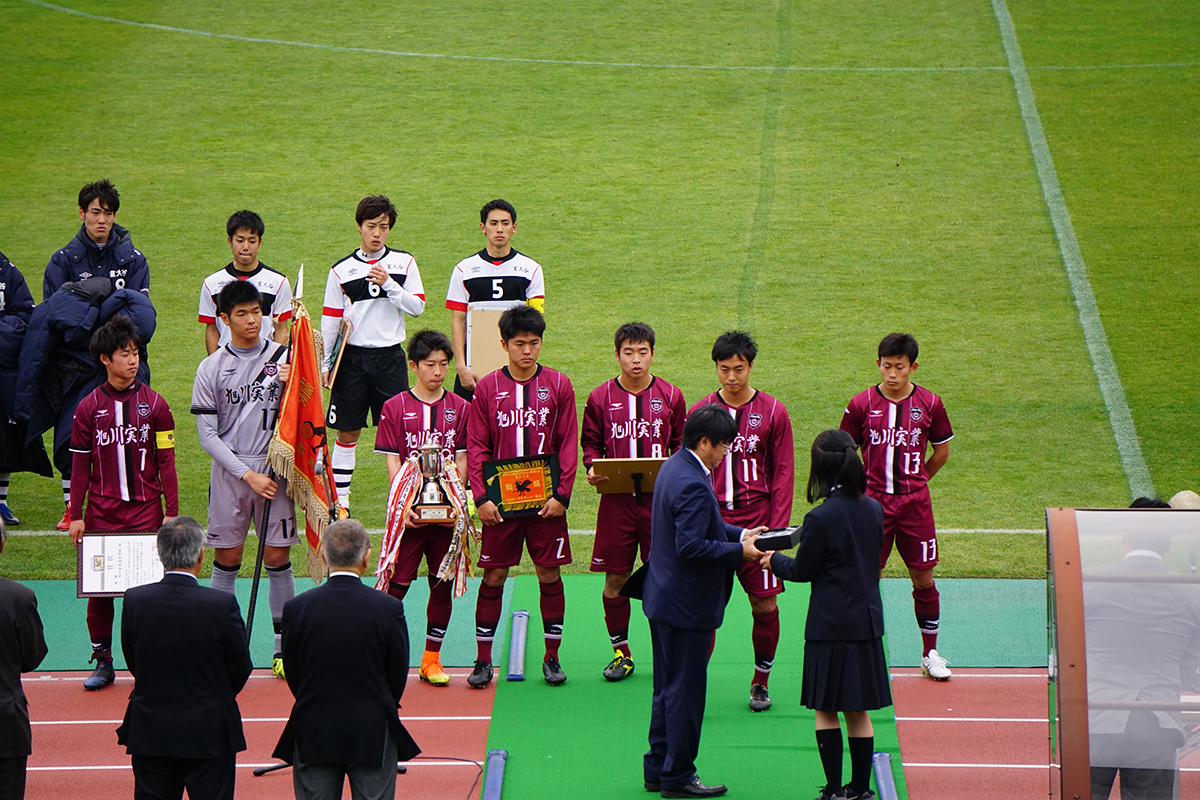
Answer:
[{"left": 840, "top": 385, "right": 953, "bottom": 496}]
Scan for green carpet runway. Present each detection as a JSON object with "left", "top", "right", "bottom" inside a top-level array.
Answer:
[{"left": 18, "top": 574, "right": 1045, "bottom": 798}]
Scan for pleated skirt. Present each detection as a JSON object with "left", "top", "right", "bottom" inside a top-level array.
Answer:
[{"left": 801, "top": 637, "right": 892, "bottom": 712}]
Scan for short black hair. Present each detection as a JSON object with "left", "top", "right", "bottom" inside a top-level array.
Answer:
[
  {"left": 480, "top": 199, "right": 517, "bottom": 225},
  {"left": 806, "top": 429, "right": 865, "bottom": 503},
  {"left": 226, "top": 209, "right": 265, "bottom": 239},
  {"left": 79, "top": 179, "right": 120, "bottom": 214},
  {"left": 407, "top": 329, "right": 454, "bottom": 363},
  {"left": 499, "top": 306, "right": 545, "bottom": 341},
  {"left": 217, "top": 279, "right": 264, "bottom": 317},
  {"left": 615, "top": 322, "right": 655, "bottom": 353},
  {"left": 90, "top": 315, "right": 141, "bottom": 370},
  {"left": 356, "top": 195, "right": 397, "bottom": 226},
  {"left": 879, "top": 333, "right": 919, "bottom": 363},
  {"left": 682, "top": 404, "right": 738, "bottom": 450},
  {"left": 711, "top": 331, "right": 756, "bottom": 364}
]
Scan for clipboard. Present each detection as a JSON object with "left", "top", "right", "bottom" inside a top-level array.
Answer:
[
  {"left": 592, "top": 457, "right": 667, "bottom": 502},
  {"left": 77, "top": 530, "right": 163, "bottom": 597},
  {"left": 466, "top": 307, "right": 510, "bottom": 377}
]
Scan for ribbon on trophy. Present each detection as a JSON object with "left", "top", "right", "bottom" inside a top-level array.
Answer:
[{"left": 375, "top": 442, "right": 480, "bottom": 598}]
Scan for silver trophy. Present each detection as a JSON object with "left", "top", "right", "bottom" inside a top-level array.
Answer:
[{"left": 413, "top": 442, "right": 455, "bottom": 523}]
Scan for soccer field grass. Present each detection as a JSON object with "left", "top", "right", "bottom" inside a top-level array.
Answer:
[{"left": 0, "top": 0, "right": 1196, "bottom": 578}]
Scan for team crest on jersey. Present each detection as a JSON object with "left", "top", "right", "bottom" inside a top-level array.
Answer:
[
  {"left": 137, "top": 401, "right": 150, "bottom": 418},
  {"left": 650, "top": 397, "right": 663, "bottom": 413},
  {"left": 537, "top": 386, "right": 550, "bottom": 402},
  {"left": 264, "top": 362, "right": 279, "bottom": 377},
  {"left": 910, "top": 406, "right": 924, "bottom": 422},
  {"left": 748, "top": 412, "right": 762, "bottom": 429},
  {"left": 444, "top": 408, "right": 456, "bottom": 424}
]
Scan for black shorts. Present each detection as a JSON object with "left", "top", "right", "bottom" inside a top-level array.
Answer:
[{"left": 328, "top": 344, "right": 408, "bottom": 430}]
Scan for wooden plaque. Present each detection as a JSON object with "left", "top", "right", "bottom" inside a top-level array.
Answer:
[
  {"left": 466, "top": 308, "right": 510, "bottom": 377},
  {"left": 325, "top": 317, "right": 353, "bottom": 388},
  {"left": 483, "top": 455, "right": 560, "bottom": 516},
  {"left": 77, "top": 530, "right": 163, "bottom": 597},
  {"left": 591, "top": 458, "right": 667, "bottom": 497}
]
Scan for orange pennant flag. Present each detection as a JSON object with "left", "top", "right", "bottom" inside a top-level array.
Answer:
[{"left": 268, "top": 300, "right": 333, "bottom": 582}]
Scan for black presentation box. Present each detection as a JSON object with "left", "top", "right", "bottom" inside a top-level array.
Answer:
[{"left": 756, "top": 526, "right": 801, "bottom": 551}]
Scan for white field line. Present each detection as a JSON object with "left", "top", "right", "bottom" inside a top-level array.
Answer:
[
  {"left": 26, "top": 671, "right": 477, "bottom": 681},
  {"left": 10, "top": 527, "right": 1042, "bottom": 537},
  {"left": 897, "top": 716, "right": 1045, "bottom": 722},
  {"left": 904, "top": 762, "right": 1052, "bottom": 769},
  {"left": 991, "top": 0, "right": 1154, "bottom": 500},
  {"left": 33, "top": 715, "right": 489, "bottom": 725},
  {"left": 29, "top": 761, "right": 478, "bottom": 771},
  {"left": 891, "top": 673, "right": 1046, "bottom": 679},
  {"left": 21, "top": 0, "right": 1200, "bottom": 75}
]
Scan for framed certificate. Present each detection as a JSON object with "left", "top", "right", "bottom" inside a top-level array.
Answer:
[
  {"left": 591, "top": 457, "right": 667, "bottom": 498},
  {"left": 77, "top": 530, "right": 163, "bottom": 597},
  {"left": 482, "top": 455, "right": 560, "bottom": 516}
]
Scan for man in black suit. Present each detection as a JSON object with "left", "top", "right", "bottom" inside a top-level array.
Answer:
[
  {"left": 0, "top": 518, "right": 48, "bottom": 800},
  {"left": 118, "top": 516, "right": 253, "bottom": 800},
  {"left": 643, "top": 404, "right": 766, "bottom": 798},
  {"left": 273, "top": 518, "right": 420, "bottom": 800}
]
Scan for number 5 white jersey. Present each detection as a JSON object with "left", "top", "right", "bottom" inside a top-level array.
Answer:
[
  {"left": 444, "top": 248, "right": 544, "bottom": 314},
  {"left": 191, "top": 340, "right": 290, "bottom": 478}
]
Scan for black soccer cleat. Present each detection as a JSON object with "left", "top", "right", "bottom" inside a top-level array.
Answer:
[
  {"left": 749, "top": 683, "right": 772, "bottom": 712},
  {"left": 467, "top": 659, "right": 494, "bottom": 689},
  {"left": 542, "top": 657, "right": 567, "bottom": 686},
  {"left": 84, "top": 649, "right": 115, "bottom": 691},
  {"left": 603, "top": 652, "right": 635, "bottom": 682}
]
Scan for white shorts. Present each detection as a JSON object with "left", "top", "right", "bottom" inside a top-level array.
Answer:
[{"left": 206, "top": 459, "right": 300, "bottom": 549}]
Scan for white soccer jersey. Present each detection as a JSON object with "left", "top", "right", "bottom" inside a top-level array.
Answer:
[
  {"left": 444, "top": 249, "right": 544, "bottom": 314},
  {"left": 191, "top": 341, "right": 289, "bottom": 479},
  {"left": 198, "top": 262, "right": 293, "bottom": 347},
  {"left": 320, "top": 247, "right": 424, "bottom": 370}
]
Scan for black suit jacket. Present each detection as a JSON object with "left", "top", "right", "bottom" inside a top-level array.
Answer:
[
  {"left": 644, "top": 449, "right": 744, "bottom": 631},
  {"left": 770, "top": 490, "right": 886, "bottom": 641},
  {"left": 0, "top": 577, "right": 48, "bottom": 758},
  {"left": 273, "top": 574, "right": 420, "bottom": 765},
  {"left": 118, "top": 573, "right": 252, "bottom": 758}
]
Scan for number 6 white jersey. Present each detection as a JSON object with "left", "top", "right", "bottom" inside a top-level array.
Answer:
[
  {"left": 840, "top": 384, "right": 953, "bottom": 496},
  {"left": 191, "top": 341, "right": 290, "bottom": 478},
  {"left": 320, "top": 247, "right": 425, "bottom": 370}
]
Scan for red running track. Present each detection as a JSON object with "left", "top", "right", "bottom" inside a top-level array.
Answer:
[
  {"left": 24, "top": 669, "right": 494, "bottom": 800},
  {"left": 891, "top": 667, "right": 1200, "bottom": 799}
]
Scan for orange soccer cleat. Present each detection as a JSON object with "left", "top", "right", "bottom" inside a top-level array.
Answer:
[{"left": 419, "top": 650, "right": 450, "bottom": 686}]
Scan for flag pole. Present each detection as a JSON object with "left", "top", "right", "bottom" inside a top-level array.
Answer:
[{"left": 246, "top": 265, "right": 300, "bottom": 645}]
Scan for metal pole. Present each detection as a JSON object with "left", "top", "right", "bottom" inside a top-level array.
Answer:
[{"left": 244, "top": 466, "right": 277, "bottom": 644}]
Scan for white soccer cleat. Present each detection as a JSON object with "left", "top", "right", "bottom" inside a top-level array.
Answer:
[{"left": 921, "top": 649, "right": 951, "bottom": 681}]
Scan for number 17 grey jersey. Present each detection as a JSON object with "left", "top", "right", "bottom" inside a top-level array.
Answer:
[{"left": 191, "top": 341, "right": 289, "bottom": 476}]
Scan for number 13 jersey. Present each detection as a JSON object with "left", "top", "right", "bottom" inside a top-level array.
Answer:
[{"left": 840, "top": 385, "right": 953, "bottom": 496}]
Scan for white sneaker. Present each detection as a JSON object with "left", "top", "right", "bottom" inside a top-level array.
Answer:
[{"left": 921, "top": 649, "right": 951, "bottom": 681}]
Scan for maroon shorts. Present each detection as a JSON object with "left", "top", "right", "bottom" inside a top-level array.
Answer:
[
  {"left": 872, "top": 486, "right": 938, "bottom": 571},
  {"left": 392, "top": 524, "right": 454, "bottom": 584},
  {"left": 721, "top": 503, "right": 784, "bottom": 598},
  {"left": 590, "top": 494, "right": 653, "bottom": 574},
  {"left": 83, "top": 496, "right": 164, "bottom": 531},
  {"left": 478, "top": 514, "right": 571, "bottom": 569}
]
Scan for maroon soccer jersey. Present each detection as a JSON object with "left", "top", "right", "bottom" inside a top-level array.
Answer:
[
  {"left": 581, "top": 377, "right": 686, "bottom": 474},
  {"left": 689, "top": 390, "right": 794, "bottom": 528},
  {"left": 69, "top": 381, "right": 179, "bottom": 524},
  {"left": 840, "top": 384, "right": 953, "bottom": 496},
  {"left": 375, "top": 389, "right": 470, "bottom": 459},
  {"left": 467, "top": 365, "right": 578, "bottom": 506}
]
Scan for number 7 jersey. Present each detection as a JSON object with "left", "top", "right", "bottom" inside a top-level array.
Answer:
[{"left": 840, "top": 384, "right": 953, "bottom": 496}]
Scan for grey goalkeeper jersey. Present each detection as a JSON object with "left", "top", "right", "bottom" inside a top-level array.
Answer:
[{"left": 191, "top": 341, "right": 289, "bottom": 478}]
